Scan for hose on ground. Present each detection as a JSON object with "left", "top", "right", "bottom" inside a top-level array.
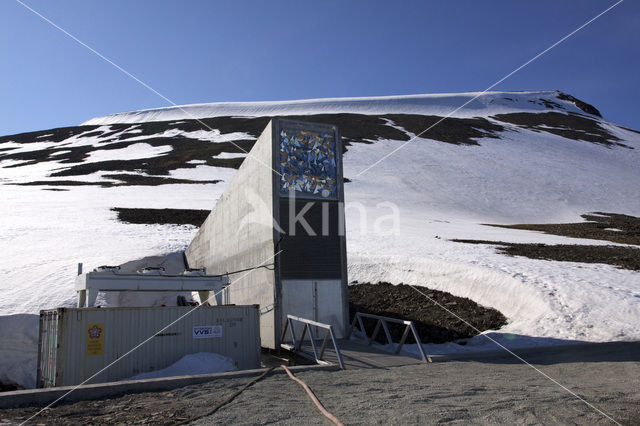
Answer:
[{"left": 280, "top": 365, "right": 344, "bottom": 426}]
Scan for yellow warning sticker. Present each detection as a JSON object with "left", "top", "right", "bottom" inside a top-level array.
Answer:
[{"left": 86, "top": 323, "right": 103, "bottom": 356}]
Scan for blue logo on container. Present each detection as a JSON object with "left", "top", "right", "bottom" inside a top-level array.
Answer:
[{"left": 193, "top": 325, "right": 222, "bottom": 338}]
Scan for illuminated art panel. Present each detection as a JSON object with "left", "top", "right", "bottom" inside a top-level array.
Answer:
[{"left": 279, "top": 128, "right": 337, "bottom": 199}]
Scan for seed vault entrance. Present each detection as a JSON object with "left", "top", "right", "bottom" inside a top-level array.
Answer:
[{"left": 186, "top": 119, "right": 348, "bottom": 348}]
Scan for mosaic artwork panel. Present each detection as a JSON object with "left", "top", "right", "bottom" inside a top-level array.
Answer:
[{"left": 279, "top": 128, "right": 337, "bottom": 199}]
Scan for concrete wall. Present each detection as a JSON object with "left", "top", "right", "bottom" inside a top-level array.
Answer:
[{"left": 186, "top": 121, "right": 278, "bottom": 347}]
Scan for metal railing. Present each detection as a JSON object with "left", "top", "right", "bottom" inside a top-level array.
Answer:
[
  {"left": 280, "top": 315, "right": 345, "bottom": 369},
  {"left": 347, "top": 312, "right": 428, "bottom": 362}
]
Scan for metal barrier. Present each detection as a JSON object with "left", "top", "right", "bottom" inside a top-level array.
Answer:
[
  {"left": 280, "top": 315, "right": 345, "bottom": 369},
  {"left": 347, "top": 312, "right": 428, "bottom": 362}
]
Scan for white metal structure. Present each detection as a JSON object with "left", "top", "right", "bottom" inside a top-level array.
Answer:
[
  {"left": 37, "top": 305, "right": 260, "bottom": 387},
  {"left": 280, "top": 314, "right": 344, "bottom": 369},
  {"left": 75, "top": 266, "right": 229, "bottom": 308},
  {"left": 347, "top": 312, "right": 428, "bottom": 362}
]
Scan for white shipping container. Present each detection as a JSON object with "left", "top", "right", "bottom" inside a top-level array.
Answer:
[{"left": 37, "top": 305, "right": 260, "bottom": 388}]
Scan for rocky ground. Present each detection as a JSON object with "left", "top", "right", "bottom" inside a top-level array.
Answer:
[
  {"left": 453, "top": 240, "right": 640, "bottom": 271},
  {"left": 349, "top": 282, "right": 507, "bottom": 344},
  {"left": 488, "top": 212, "right": 640, "bottom": 245},
  {"left": 111, "top": 208, "right": 210, "bottom": 227},
  {"left": 0, "top": 384, "right": 18, "bottom": 393},
  {"left": 454, "top": 212, "right": 640, "bottom": 271}
]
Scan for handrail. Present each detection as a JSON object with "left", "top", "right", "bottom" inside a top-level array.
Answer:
[
  {"left": 280, "top": 315, "right": 345, "bottom": 369},
  {"left": 347, "top": 312, "right": 428, "bottom": 362},
  {"left": 286, "top": 315, "right": 334, "bottom": 330}
]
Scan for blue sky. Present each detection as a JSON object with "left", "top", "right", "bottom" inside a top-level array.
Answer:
[{"left": 1, "top": 0, "right": 638, "bottom": 136}]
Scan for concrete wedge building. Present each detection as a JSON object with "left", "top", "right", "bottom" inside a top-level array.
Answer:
[{"left": 186, "top": 119, "right": 348, "bottom": 348}]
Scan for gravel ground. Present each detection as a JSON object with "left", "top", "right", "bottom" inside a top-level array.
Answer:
[
  {"left": 2, "top": 343, "right": 638, "bottom": 425},
  {"left": 194, "top": 359, "right": 639, "bottom": 425}
]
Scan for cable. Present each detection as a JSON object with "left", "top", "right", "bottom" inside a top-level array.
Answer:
[
  {"left": 174, "top": 367, "right": 275, "bottom": 425},
  {"left": 224, "top": 263, "right": 275, "bottom": 276},
  {"left": 280, "top": 365, "right": 344, "bottom": 426}
]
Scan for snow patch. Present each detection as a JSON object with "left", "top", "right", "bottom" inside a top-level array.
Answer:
[
  {"left": 0, "top": 314, "right": 39, "bottom": 388},
  {"left": 168, "top": 165, "right": 235, "bottom": 183},
  {"left": 215, "top": 152, "right": 246, "bottom": 159},
  {"left": 119, "top": 128, "right": 253, "bottom": 143},
  {"left": 124, "top": 352, "right": 236, "bottom": 380},
  {"left": 82, "top": 143, "right": 172, "bottom": 164}
]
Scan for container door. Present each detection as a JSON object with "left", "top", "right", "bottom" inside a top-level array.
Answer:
[{"left": 37, "top": 310, "right": 59, "bottom": 388}]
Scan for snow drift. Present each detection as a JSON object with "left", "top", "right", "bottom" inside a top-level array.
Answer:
[
  {"left": 124, "top": 352, "right": 236, "bottom": 381},
  {"left": 0, "top": 314, "right": 39, "bottom": 389}
]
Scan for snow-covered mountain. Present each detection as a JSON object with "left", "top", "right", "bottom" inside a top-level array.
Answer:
[
  {"left": 82, "top": 90, "right": 599, "bottom": 125},
  {"left": 1, "top": 91, "right": 639, "bottom": 385}
]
